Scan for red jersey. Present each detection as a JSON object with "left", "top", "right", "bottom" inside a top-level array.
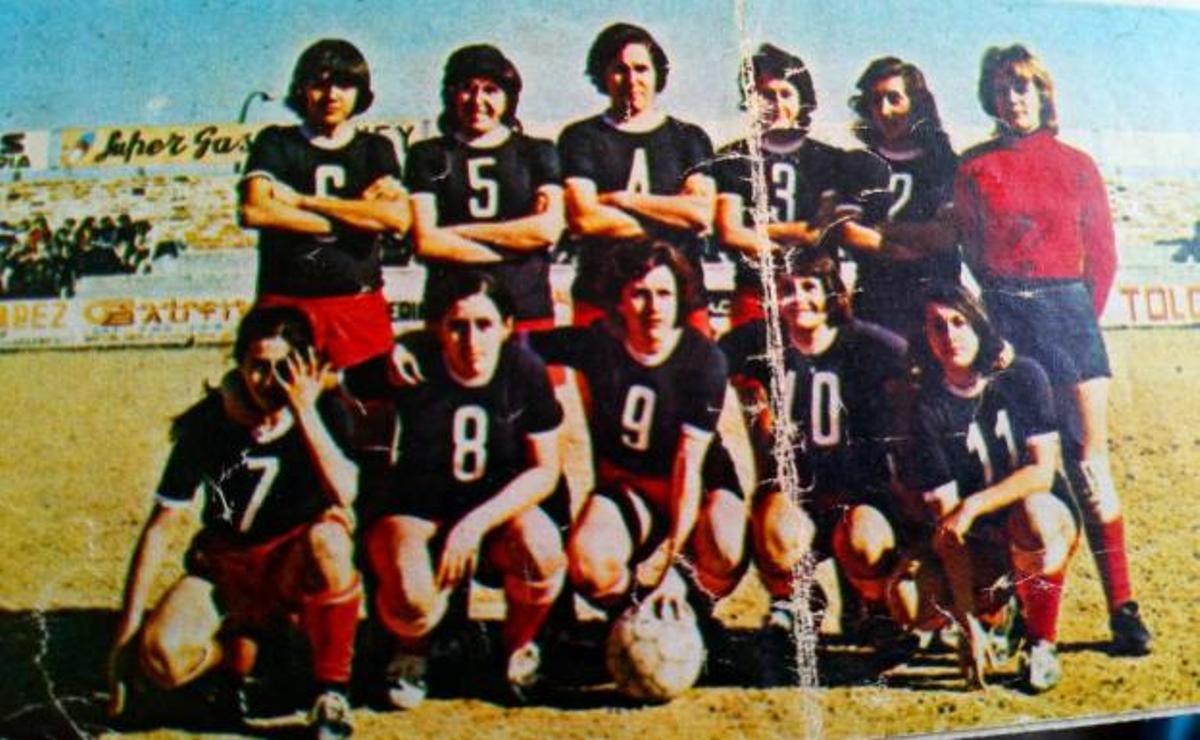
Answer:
[{"left": 955, "top": 130, "right": 1116, "bottom": 316}]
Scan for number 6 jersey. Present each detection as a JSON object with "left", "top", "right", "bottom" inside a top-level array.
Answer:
[{"left": 155, "top": 389, "right": 355, "bottom": 544}]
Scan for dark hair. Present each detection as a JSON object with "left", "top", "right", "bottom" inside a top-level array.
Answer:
[
  {"left": 233, "top": 306, "right": 314, "bottom": 363},
  {"left": 286, "top": 39, "right": 375, "bottom": 118},
  {"left": 911, "top": 282, "right": 1007, "bottom": 378},
  {"left": 423, "top": 269, "right": 517, "bottom": 327},
  {"left": 437, "top": 44, "right": 524, "bottom": 136},
  {"left": 586, "top": 23, "right": 670, "bottom": 95},
  {"left": 978, "top": 44, "right": 1058, "bottom": 134},
  {"left": 779, "top": 248, "right": 852, "bottom": 326},
  {"left": 850, "top": 56, "right": 946, "bottom": 148},
  {"left": 601, "top": 238, "right": 702, "bottom": 326},
  {"left": 741, "top": 43, "right": 816, "bottom": 128}
]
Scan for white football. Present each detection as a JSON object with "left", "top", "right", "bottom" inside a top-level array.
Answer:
[{"left": 605, "top": 596, "right": 706, "bottom": 702}]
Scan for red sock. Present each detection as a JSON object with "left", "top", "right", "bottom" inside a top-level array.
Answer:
[
  {"left": 1084, "top": 517, "right": 1133, "bottom": 611},
  {"left": 301, "top": 577, "right": 363, "bottom": 684},
  {"left": 1015, "top": 571, "right": 1065, "bottom": 643}
]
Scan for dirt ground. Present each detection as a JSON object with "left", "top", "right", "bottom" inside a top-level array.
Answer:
[{"left": 0, "top": 328, "right": 1197, "bottom": 738}]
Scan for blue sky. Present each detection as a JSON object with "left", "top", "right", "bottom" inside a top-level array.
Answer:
[{"left": 3, "top": 0, "right": 1200, "bottom": 139}]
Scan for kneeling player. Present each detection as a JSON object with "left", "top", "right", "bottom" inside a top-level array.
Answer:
[
  {"left": 721, "top": 249, "right": 910, "bottom": 681},
  {"left": 528, "top": 239, "right": 746, "bottom": 625},
  {"left": 109, "top": 307, "right": 362, "bottom": 737},
  {"left": 897, "top": 283, "right": 1079, "bottom": 692},
  {"left": 365, "top": 272, "right": 566, "bottom": 708}
]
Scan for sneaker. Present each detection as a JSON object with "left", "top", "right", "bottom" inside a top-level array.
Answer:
[
  {"left": 308, "top": 690, "right": 353, "bottom": 739},
  {"left": 758, "top": 600, "right": 799, "bottom": 687},
  {"left": 1021, "top": 640, "right": 1063, "bottom": 693},
  {"left": 203, "top": 672, "right": 249, "bottom": 728},
  {"left": 987, "top": 597, "right": 1024, "bottom": 666},
  {"left": 384, "top": 652, "right": 428, "bottom": 710},
  {"left": 956, "top": 614, "right": 989, "bottom": 690},
  {"left": 1110, "top": 601, "right": 1153, "bottom": 656},
  {"left": 505, "top": 642, "right": 542, "bottom": 703}
]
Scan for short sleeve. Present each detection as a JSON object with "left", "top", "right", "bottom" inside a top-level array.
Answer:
[
  {"left": 1008, "top": 358, "right": 1058, "bottom": 438},
  {"left": 558, "top": 122, "right": 596, "bottom": 182},
  {"left": 155, "top": 432, "right": 203, "bottom": 508},
  {"left": 527, "top": 325, "right": 592, "bottom": 368},
  {"left": 680, "top": 338, "right": 728, "bottom": 434},
  {"left": 514, "top": 346, "right": 565, "bottom": 434},
  {"left": 909, "top": 399, "right": 955, "bottom": 492},
  {"left": 403, "top": 140, "right": 447, "bottom": 195},
  {"left": 242, "top": 126, "right": 288, "bottom": 183},
  {"left": 840, "top": 148, "right": 893, "bottom": 224},
  {"left": 317, "top": 393, "right": 356, "bottom": 452},
  {"left": 530, "top": 139, "right": 563, "bottom": 188},
  {"left": 718, "top": 320, "right": 769, "bottom": 384},
  {"left": 678, "top": 122, "right": 715, "bottom": 172},
  {"left": 368, "top": 134, "right": 403, "bottom": 182}
]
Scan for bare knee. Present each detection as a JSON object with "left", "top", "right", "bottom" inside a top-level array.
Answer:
[
  {"left": 139, "top": 620, "right": 213, "bottom": 690},
  {"left": 753, "top": 492, "right": 813, "bottom": 573},
  {"left": 694, "top": 489, "right": 746, "bottom": 573},
  {"left": 307, "top": 521, "right": 355, "bottom": 590},
  {"left": 1010, "top": 494, "right": 1077, "bottom": 575},
  {"left": 494, "top": 509, "right": 566, "bottom": 582},
  {"left": 833, "top": 505, "right": 896, "bottom": 571},
  {"left": 566, "top": 527, "right": 628, "bottom": 601}
]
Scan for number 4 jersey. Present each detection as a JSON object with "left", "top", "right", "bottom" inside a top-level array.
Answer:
[
  {"left": 379, "top": 336, "right": 565, "bottom": 521},
  {"left": 155, "top": 389, "right": 355, "bottom": 544}
]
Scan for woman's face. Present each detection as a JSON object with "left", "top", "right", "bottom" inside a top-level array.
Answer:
[
  {"left": 454, "top": 76, "right": 508, "bottom": 137},
  {"left": 755, "top": 75, "right": 803, "bottom": 130},
  {"left": 994, "top": 72, "right": 1042, "bottom": 134},
  {"left": 617, "top": 264, "right": 679, "bottom": 350},
  {"left": 780, "top": 275, "right": 830, "bottom": 335},
  {"left": 605, "top": 42, "right": 658, "bottom": 117},
  {"left": 869, "top": 73, "right": 914, "bottom": 146},
  {"left": 303, "top": 76, "right": 359, "bottom": 132},
  {"left": 437, "top": 291, "right": 511, "bottom": 383},
  {"left": 924, "top": 302, "right": 981, "bottom": 373}
]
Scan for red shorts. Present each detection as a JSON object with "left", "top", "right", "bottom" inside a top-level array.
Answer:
[
  {"left": 185, "top": 508, "right": 354, "bottom": 628},
  {"left": 572, "top": 298, "right": 714, "bottom": 339},
  {"left": 257, "top": 290, "right": 393, "bottom": 369}
]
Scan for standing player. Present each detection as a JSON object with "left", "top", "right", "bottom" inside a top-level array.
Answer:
[
  {"left": 902, "top": 283, "right": 1080, "bottom": 692},
  {"left": 557, "top": 23, "right": 717, "bottom": 332},
  {"left": 528, "top": 239, "right": 746, "bottom": 625},
  {"left": 364, "top": 272, "right": 566, "bottom": 709},
  {"left": 955, "top": 44, "right": 1151, "bottom": 654},
  {"left": 238, "top": 39, "right": 409, "bottom": 397},
  {"left": 108, "top": 307, "right": 362, "bottom": 737},
  {"left": 843, "top": 57, "right": 961, "bottom": 339},
  {"left": 405, "top": 44, "right": 564, "bottom": 334},
  {"left": 712, "top": 43, "right": 892, "bottom": 329},
  {"left": 720, "top": 249, "right": 909, "bottom": 680}
]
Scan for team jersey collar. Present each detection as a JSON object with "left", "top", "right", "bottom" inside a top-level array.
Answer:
[
  {"left": 455, "top": 125, "right": 513, "bottom": 150},
  {"left": 875, "top": 143, "right": 924, "bottom": 162},
  {"left": 602, "top": 108, "right": 667, "bottom": 134},
  {"left": 761, "top": 129, "right": 808, "bottom": 155},
  {"left": 943, "top": 373, "right": 988, "bottom": 399},
  {"left": 301, "top": 122, "right": 357, "bottom": 150},
  {"left": 623, "top": 327, "right": 682, "bottom": 367}
]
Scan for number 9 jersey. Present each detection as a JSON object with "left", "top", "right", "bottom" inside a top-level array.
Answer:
[{"left": 375, "top": 335, "right": 565, "bottom": 522}]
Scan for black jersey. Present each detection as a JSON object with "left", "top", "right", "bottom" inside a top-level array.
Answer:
[
  {"left": 910, "top": 356, "right": 1067, "bottom": 503},
  {"left": 382, "top": 336, "right": 564, "bottom": 520},
  {"left": 404, "top": 133, "right": 562, "bottom": 321},
  {"left": 530, "top": 323, "right": 726, "bottom": 478},
  {"left": 243, "top": 125, "right": 402, "bottom": 297},
  {"left": 854, "top": 135, "right": 961, "bottom": 336},
  {"left": 557, "top": 115, "right": 714, "bottom": 302},
  {"left": 156, "top": 390, "right": 353, "bottom": 544},
  {"left": 710, "top": 138, "right": 892, "bottom": 290},
  {"left": 721, "top": 319, "right": 907, "bottom": 508}
]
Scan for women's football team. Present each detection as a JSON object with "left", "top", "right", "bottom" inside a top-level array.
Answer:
[{"left": 110, "top": 23, "right": 1152, "bottom": 736}]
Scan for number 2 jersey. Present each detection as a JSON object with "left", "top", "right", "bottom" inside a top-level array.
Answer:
[
  {"left": 242, "top": 125, "right": 402, "bottom": 297},
  {"left": 155, "top": 389, "right": 354, "bottom": 544},
  {"left": 708, "top": 137, "right": 892, "bottom": 291},
  {"left": 721, "top": 319, "right": 907, "bottom": 510},
  {"left": 530, "top": 323, "right": 727, "bottom": 479},
  {"left": 557, "top": 115, "right": 714, "bottom": 304},
  {"left": 374, "top": 336, "right": 564, "bottom": 521},
  {"left": 404, "top": 133, "right": 562, "bottom": 322},
  {"left": 908, "top": 356, "right": 1071, "bottom": 507}
]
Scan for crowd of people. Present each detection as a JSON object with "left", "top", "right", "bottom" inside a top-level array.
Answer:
[
  {"left": 0, "top": 213, "right": 177, "bottom": 298},
  {"left": 106, "top": 28, "right": 1151, "bottom": 738}
]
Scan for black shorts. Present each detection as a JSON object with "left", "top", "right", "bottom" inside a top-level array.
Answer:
[{"left": 983, "top": 278, "right": 1112, "bottom": 385}]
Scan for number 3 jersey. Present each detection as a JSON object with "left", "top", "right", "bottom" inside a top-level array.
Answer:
[
  {"left": 155, "top": 390, "right": 355, "bottom": 544},
  {"left": 379, "top": 336, "right": 564, "bottom": 521},
  {"left": 721, "top": 319, "right": 907, "bottom": 509},
  {"left": 909, "top": 356, "right": 1069, "bottom": 502},
  {"left": 529, "top": 323, "right": 727, "bottom": 479},
  {"left": 404, "top": 133, "right": 562, "bottom": 321},
  {"left": 242, "top": 125, "right": 402, "bottom": 297}
]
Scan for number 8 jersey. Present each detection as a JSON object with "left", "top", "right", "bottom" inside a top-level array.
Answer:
[
  {"left": 381, "top": 336, "right": 565, "bottom": 521},
  {"left": 155, "top": 390, "right": 355, "bottom": 543}
]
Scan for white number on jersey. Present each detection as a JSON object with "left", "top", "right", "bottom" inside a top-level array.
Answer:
[
  {"left": 785, "top": 369, "right": 842, "bottom": 447},
  {"left": 771, "top": 162, "right": 797, "bottom": 223},
  {"left": 626, "top": 148, "right": 650, "bottom": 194},
  {"left": 620, "top": 385, "right": 657, "bottom": 451},
  {"left": 314, "top": 164, "right": 346, "bottom": 197},
  {"left": 965, "top": 410, "right": 1019, "bottom": 486},
  {"left": 452, "top": 405, "right": 490, "bottom": 482},
  {"left": 467, "top": 157, "right": 500, "bottom": 219},
  {"left": 240, "top": 456, "right": 281, "bottom": 534},
  {"left": 886, "top": 172, "right": 913, "bottom": 221}
]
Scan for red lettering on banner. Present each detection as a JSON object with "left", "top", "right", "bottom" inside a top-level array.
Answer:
[
  {"left": 1118, "top": 287, "right": 1139, "bottom": 323},
  {"left": 1146, "top": 287, "right": 1169, "bottom": 321}
]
